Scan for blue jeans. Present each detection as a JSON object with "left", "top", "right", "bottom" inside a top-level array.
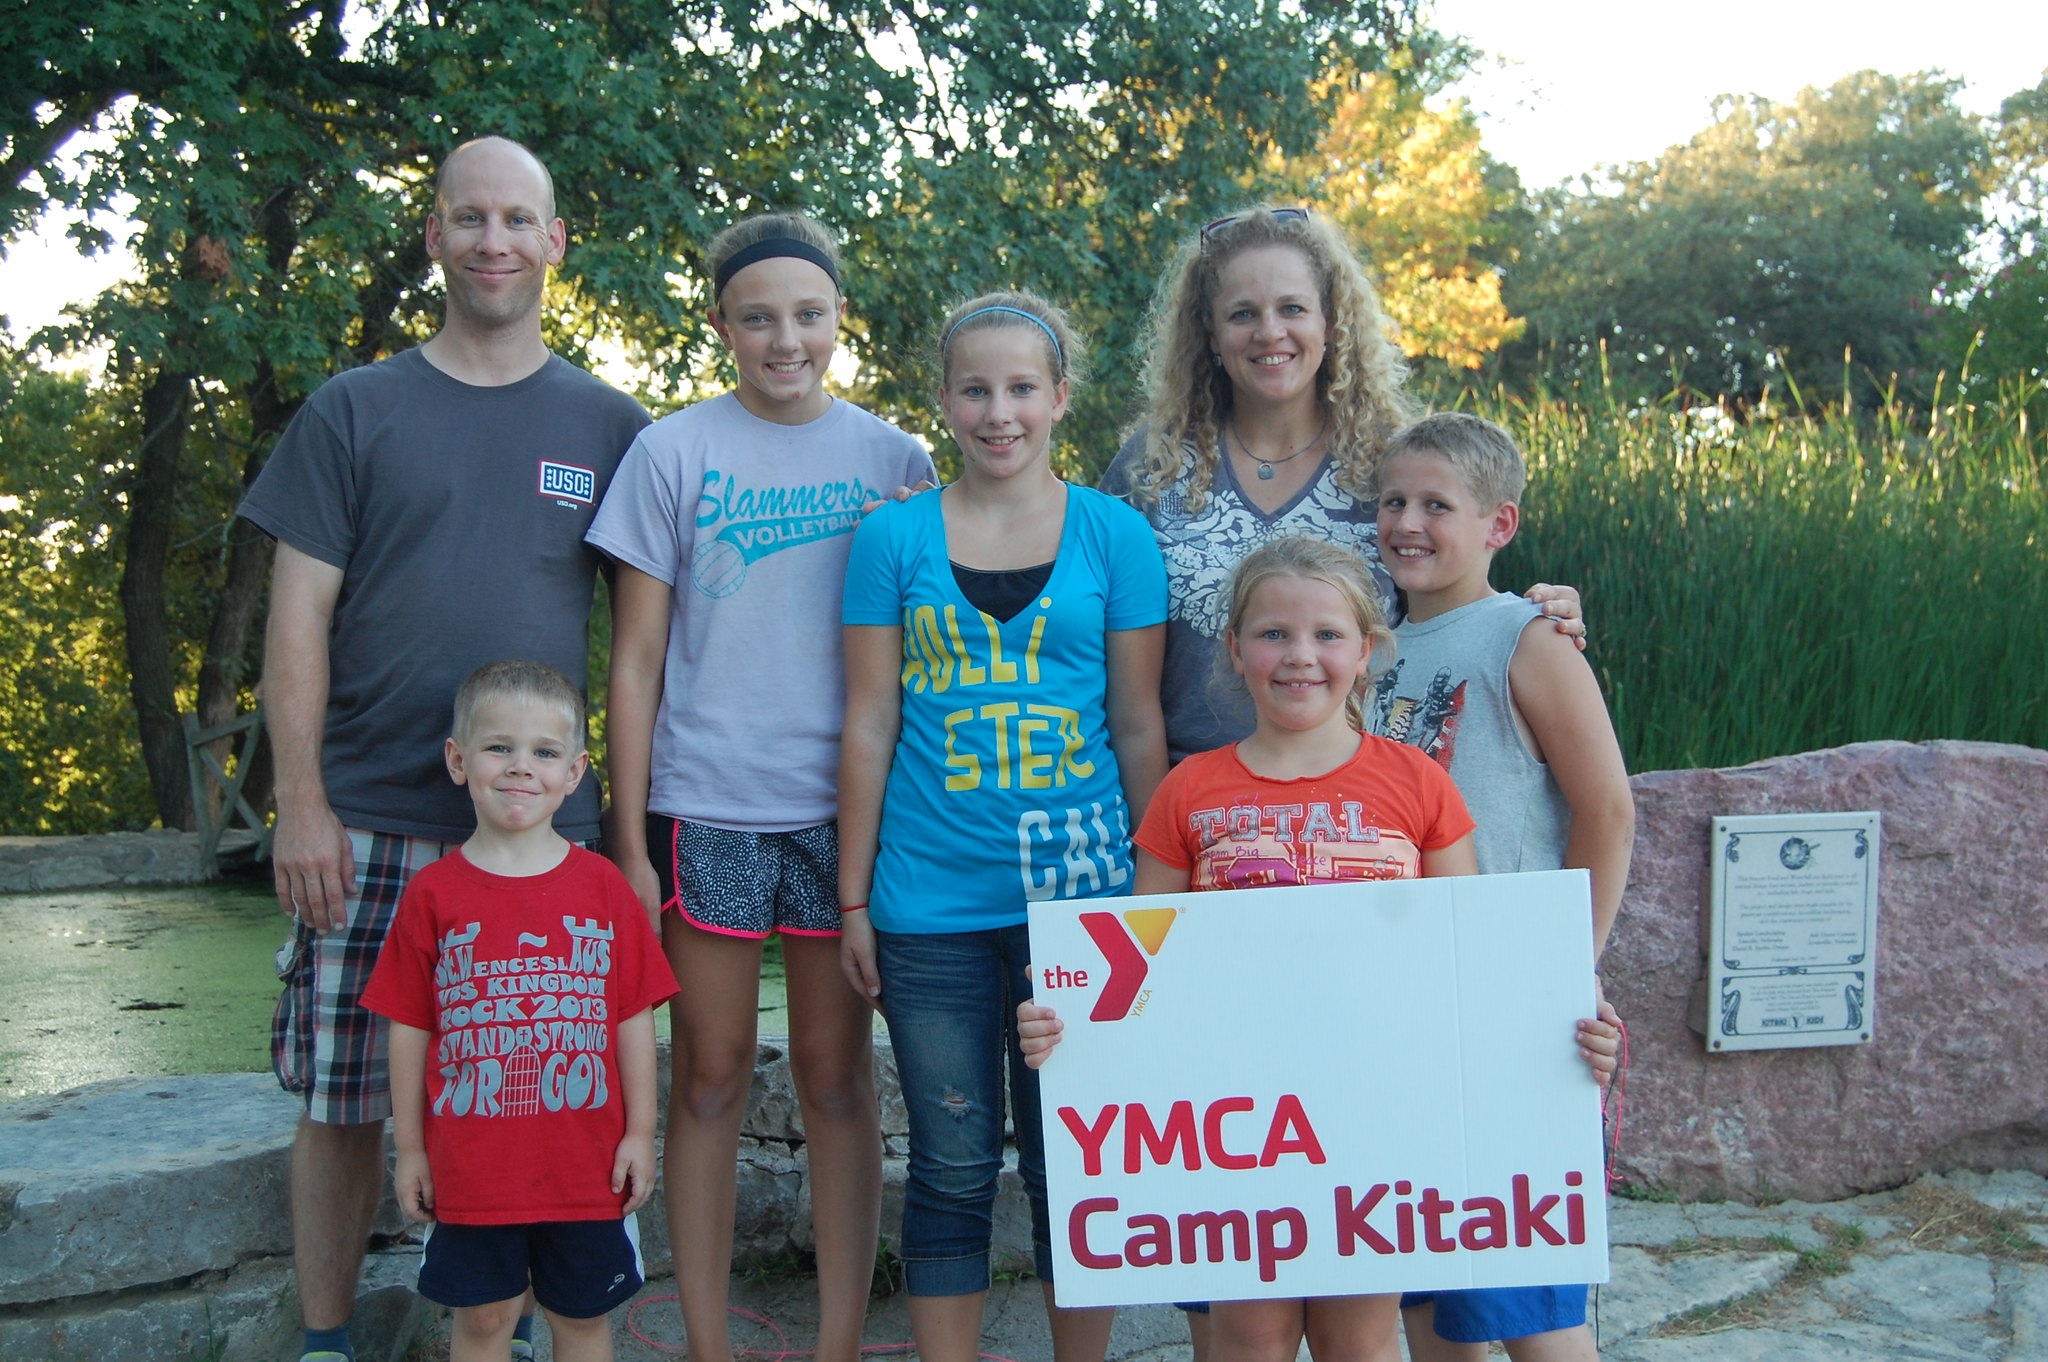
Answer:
[{"left": 877, "top": 925, "right": 1054, "bottom": 1296}]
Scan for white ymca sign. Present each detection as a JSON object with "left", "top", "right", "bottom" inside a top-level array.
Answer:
[{"left": 1026, "top": 871, "right": 1609, "bottom": 1307}]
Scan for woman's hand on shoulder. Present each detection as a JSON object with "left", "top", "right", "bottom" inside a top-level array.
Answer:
[{"left": 1525, "top": 582, "right": 1588, "bottom": 651}]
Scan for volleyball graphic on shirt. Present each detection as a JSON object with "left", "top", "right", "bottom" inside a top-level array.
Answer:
[{"left": 688, "top": 469, "right": 888, "bottom": 597}]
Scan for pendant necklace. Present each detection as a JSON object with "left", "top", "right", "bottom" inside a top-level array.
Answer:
[{"left": 1231, "top": 419, "right": 1329, "bottom": 480}]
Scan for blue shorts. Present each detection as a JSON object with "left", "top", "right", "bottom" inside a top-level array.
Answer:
[
  {"left": 419, "top": 1217, "right": 645, "bottom": 1319},
  {"left": 1400, "top": 1285, "right": 1588, "bottom": 1342}
]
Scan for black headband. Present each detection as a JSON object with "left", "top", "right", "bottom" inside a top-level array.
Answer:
[{"left": 712, "top": 237, "right": 840, "bottom": 300}]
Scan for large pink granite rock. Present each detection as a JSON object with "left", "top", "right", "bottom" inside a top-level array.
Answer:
[{"left": 1605, "top": 740, "right": 2048, "bottom": 1201}]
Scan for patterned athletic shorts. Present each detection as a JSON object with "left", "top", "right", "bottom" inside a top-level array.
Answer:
[{"left": 648, "top": 813, "right": 842, "bottom": 939}]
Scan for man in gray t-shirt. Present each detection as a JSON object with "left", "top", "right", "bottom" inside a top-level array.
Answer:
[{"left": 236, "top": 136, "right": 648, "bottom": 1362}]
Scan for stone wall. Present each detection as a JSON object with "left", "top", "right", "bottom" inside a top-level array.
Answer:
[
  {"left": 1604, "top": 740, "right": 2048, "bottom": 1201},
  {"left": 0, "top": 829, "right": 263, "bottom": 893},
  {"left": 0, "top": 1041, "right": 1030, "bottom": 1362}
]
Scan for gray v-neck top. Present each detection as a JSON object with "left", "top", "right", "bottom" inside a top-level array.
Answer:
[{"left": 1099, "top": 430, "right": 1397, "bottom": 762}]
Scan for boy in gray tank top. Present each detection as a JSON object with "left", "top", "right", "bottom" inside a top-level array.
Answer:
[{"left": 1368, "top": 412, "right": 1634, "bottom": 1362}]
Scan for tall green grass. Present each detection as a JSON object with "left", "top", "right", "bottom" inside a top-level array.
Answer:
[{"left": 1469, "top": 377, "right": 2046, "bottom": 774}]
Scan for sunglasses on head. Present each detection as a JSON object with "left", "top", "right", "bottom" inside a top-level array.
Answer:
[{"left": 1200, "top": 206, "right": 1309, "bottom": 243}]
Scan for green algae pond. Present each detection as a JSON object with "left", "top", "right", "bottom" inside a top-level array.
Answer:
[
  {"left": 0, "top": 881, "right": 286, "bottom": 1100},
  {"left": 0, "top": 882, "right": 791, "bottom": 1102}
]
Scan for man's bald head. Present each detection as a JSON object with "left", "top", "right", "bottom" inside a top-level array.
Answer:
[{"left": 435, "top": 136, "right": 556, "bottom": 223}]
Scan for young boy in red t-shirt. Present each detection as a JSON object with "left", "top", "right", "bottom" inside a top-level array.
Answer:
[{"left": 363, "top": 660, "right": 678, "bottom": 1362}]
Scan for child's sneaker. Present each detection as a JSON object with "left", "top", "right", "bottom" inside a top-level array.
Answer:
[{"left": 510, "top": 1341, "right": 537, "bottom": 1361}]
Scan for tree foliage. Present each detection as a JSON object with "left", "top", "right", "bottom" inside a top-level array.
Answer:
[
  {"left": 0, "top": 356, "right": 157, "bottom": 831},
  {"left": 1502, "top": 70, "right": 1987, "bottom": 404},
  {"left": 2, "top": 0, "right": 1417, "bottom": 830},
  {"left": 1285, "top": 63, "right": 1525, "bottom": 372},
  {"left": 835, "top": 3, "right": 1421, "bottom": 473},
  {"left": 1983, "top": 69, "right": 2048, "bottom": 258},
  {"left": 1942, "top": 70, "right": 2048, "bottom": 409}
]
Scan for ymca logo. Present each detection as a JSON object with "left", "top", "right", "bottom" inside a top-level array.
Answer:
[
  {"left": 1076, "top": 908, "right": 1179, "bottom": 1022},
  {"left": 539, "top": 460, "right": 596, "bottom": 505}
]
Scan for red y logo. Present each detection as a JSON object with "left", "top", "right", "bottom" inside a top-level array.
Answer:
[
  {"left": 1080, "top": 913, "right": 1146, "bottom": 1021},
  {"left": 1078, "top": 908, "right": 1178, "bottom": 1022}
]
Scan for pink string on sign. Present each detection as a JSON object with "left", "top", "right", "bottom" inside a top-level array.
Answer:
[{"left": 1602, "top": 1019, "right": 1629, "bottom": 1190}]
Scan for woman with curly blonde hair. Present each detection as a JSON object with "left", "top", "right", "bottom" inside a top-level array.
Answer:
[{"left": 1101, "top": 205, "right": 1581, "bottom": 762}]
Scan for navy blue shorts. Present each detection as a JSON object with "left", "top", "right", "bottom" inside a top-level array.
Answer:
[
  {"left": 1400, "top": 1285, "right": 1588, "bottom": 1342},
  {"left": 418, "top": 1216, "right": 644, "bottom": 1319}
]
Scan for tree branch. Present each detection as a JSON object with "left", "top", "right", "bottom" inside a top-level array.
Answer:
[{"left": 2, "top": 97, "right": 107, "bottom": 196}]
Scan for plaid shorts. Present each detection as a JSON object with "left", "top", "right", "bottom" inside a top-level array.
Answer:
[{"left": 272, "top": 829, "right": 454, "bottom": 1125}]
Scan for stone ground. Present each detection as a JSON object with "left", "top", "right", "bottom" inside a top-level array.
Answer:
[{"left": 395, "top": 1170, "right": 2048, "bottom": 1361}]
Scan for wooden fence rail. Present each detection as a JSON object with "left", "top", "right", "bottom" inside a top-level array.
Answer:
[{"left": 182, "top": 707, "right": 272, "bottom": 874}]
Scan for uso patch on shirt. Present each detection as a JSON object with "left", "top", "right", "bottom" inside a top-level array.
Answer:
[{"left": 540, "top": 460, "right": 597, "bottom": 505}]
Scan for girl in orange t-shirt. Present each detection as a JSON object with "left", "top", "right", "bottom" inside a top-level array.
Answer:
[{"left": 1021, "top": 536, "right": 1617, "bottom": 1362}]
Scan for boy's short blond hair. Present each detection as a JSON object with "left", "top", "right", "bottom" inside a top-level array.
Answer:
[
  {"left": 451, "top": 659, "right": 586, "bottom": 747},
  {"left": 1381, "top": 411, "right": 1527, "bottom": 509}
]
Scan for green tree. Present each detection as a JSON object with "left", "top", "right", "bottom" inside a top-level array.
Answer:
[
  {"left": 1984, "top": 69, "right": 2048, "bottom": 256},
  {"left": 1503, "top": 70, "right": 1987, "bottom": 404},
  {"left": 835, "top": 4, "right": 1422, "bottom": 477},
  {"left": 1942, "top": 70, "right": 2048, "bottom": 409},
  {"left": 0, "top": 356, "right": 157, "bottom": 831},
  {"left": 3, "top": 0, "right": 1416, "bottom": 830},
  {"left": 1282, "top": 60, "right": 1526, "bottom": 372}
]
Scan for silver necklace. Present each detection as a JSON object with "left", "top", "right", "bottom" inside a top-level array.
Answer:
[{"left": 1230, "top": 419, "right": 1329, "bottom": 480}]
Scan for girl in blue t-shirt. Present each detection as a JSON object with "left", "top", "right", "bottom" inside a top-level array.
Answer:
[{"left": 839, "top": 291, "right": 1170, "bottom": 1362}]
